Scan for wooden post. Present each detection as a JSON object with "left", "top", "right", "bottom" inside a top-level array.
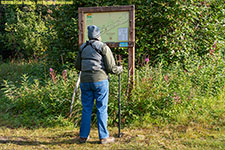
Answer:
[
  {"left": 128, "top": 5, "right": 135, "bottom": 88},
  {"left": 78, "top": 8, "right": 84, "bottom": 47},
  {"left": 128, "top": 47, "right": 135, "bottom": 87}
]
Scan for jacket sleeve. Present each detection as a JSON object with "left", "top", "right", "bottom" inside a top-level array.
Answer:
[
  {"left": 74, "top": 51, "right": 81, "bottom": 71},
  {"left": 102, "top": 45, "right": 122, "bottom": 74}
]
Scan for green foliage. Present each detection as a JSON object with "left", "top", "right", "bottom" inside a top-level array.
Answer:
[
  {"left": 135, "top": 0, "right": 225, "bottom": 64},
  {"left": 0, "top": 60, "right": 48, "bottom": 89},
  {"left": 1, "top": 0, "right": 224, "bottom": 66},
  {"left": 43, "top": 4, "right": 79, "bottom": 68},
  {"left": 4, "top": 5, "right": 50, "bottom": 58},
  {"left": 1, "top": 69, "right": 80, "bottom": 127},
  {"left": 0, "top": 51, "right": 224, "bottom": 128},
  {"left": 129, "top": 52, "right": 225, "bottom": 126}
]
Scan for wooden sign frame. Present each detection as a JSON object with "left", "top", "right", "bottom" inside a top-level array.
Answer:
[{"left": 78, "top": 5, "right": 135, "bottom": 86}]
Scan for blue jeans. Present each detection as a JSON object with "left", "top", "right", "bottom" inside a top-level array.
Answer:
[{"left": 79, "top": 80, "right": 109, "bottom": 139}]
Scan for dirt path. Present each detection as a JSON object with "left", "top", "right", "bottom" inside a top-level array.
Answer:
[{"left": 0, "top": 124, "right": 224, "bottom": 150}]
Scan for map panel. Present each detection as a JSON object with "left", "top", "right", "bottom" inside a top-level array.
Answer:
[{"left": 84, "top": 12, "right": 129, "bottom": 42}]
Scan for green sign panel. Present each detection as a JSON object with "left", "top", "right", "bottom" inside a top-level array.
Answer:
[{"left": 84, "top": 12, "right": 129, "bottom": 43}]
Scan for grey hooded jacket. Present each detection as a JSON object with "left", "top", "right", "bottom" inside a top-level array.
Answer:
[{"left": 75, "top": 40, "right": 122, "bottom": 83}]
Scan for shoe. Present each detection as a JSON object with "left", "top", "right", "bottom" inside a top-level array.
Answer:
[
  {"left": 100, "top": 137, "right": 115, "bottom": 144},
  {"left": 79, "top": 136, "right": 89, "bottom": 143}
]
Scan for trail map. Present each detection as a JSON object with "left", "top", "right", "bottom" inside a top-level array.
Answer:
[{"left": 84, "top": 12, "right": 129, "bottom": 42}]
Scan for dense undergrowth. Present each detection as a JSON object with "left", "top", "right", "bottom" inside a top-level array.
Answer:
[
  {"left": 0, "top": 51, "right": 224, "bottom": 128},
  {"left": 1, "top": 0, "right": 224, "bottom": 66},
  {"left": 130, "top": 53, "right": 225, "bottom": 127}
]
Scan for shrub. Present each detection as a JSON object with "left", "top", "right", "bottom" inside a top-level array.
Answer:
[
  {"left": 128, "top": 52, "right": 225, "bottom": 126},
  {"left": 4, "top": 5, "right": 50, "bottom": 58},
  {"left": 0, "top": 60, "right": 48, "bottom": 88},
  {"left": 1, "top": 51, "right": 224, "bottom": 128},
  {"left": 1, "top": 69, "right": 81, "bottom": 127}
]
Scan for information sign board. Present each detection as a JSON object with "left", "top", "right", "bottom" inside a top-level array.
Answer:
[{"left": 84, "top": 12, "right": 129, "bottom": 43}]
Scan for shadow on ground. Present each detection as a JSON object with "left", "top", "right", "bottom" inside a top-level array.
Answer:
[{"left": 0, "top": 134, "right": 100, "bottom": 146}]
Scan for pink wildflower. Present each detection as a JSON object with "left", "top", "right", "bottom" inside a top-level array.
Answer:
[
  {"left": 62, "top": 70, "right": 67, "bottom": 82},
  {"left": 164, "top": 75, "right": 168, "bottom": 82},
  {"left": 49, "top": 68, "right": 57, "bottom": 83},
  {"left": 47, "top": 9, "right": 53, "bottom": 14},
  {"left": 145, "top": 58, "right": 150, "bottom": 63},
  {"left": 209, "top": 41, "right": 217, "bottom": 55},
  {"left": 173, "top": 92, "right": 181, "bottom": 104},
  {"left": 148, "top": 77, "right": 153, "bottom": 81}
]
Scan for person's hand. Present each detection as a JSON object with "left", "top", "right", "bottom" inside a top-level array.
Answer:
[
  {"left": 112, "top": 65, "right": 123, "bottom": 74},
  {"left": 118, "top": 65, "right": 123, "bottom": 73}
]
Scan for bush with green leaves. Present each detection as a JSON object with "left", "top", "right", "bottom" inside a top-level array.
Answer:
[
  {"left": 3, "top": 5, "right": 50, "bottom": 58},
  {"left": 1, "top": 0, "right": 224, "bottom": 66},
  {"left": 1, "top": 69, "right": 81, "bottom": 127},
  {"left": 136, "top": 0, "right": 225, "bottom": 63},
  {"left": 0, "top": 60, "right": 48, "bottom": 86},
  {"left": 128, "top": 51, "right": 225, "bottom": 126},
  {"left": 1, "top": 50, "right": 224, "bottom": 128},
  {"left": 0, "top": 66, "right": 127, "bottom": 127}
]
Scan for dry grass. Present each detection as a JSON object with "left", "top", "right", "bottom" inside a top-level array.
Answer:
[{"left": 0, "top": 124, "right": 224, "bottom": 150}]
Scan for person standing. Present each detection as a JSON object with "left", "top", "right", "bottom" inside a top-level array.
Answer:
[{"left": 75, "top": 25, "right": 123, "bottom": 144}]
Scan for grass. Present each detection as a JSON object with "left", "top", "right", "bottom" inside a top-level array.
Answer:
[
  {"left": 0, "top": 60, "right": 47, "bottom": 83},
  {"left": 0, "top": 122, "right": 224, "bottom": 150},
  {"left": 0, "top": 113, "right": 224, "bottom": 150}
]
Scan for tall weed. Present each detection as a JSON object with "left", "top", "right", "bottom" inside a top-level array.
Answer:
[
  {"left": 0, "top": 53, "right": 224, "bottom": 128},
  {"left": 0, "top": 60, "right": 48, "bottom": 86},
  {"left": 1, "top": 70, "right": 81, "bottom": 127},
  {"left": 129, "top": 53, "right": 225, "bottom": 126}
]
